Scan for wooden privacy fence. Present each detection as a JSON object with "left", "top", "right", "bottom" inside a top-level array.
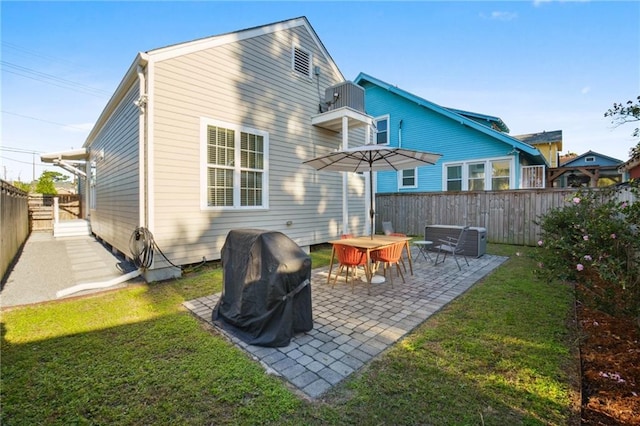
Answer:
[
  {"left": 1, "top": 180, "right": 29, "bottom": 283},
  {"left": 375, "top": 187, "right": 637, "bottom": 246},
  {"left": 28, "top": 194, "right": 81, "bottom": 231}
]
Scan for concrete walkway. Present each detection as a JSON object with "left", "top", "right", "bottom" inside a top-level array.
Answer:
[
  {"left": 184, "top": 250, "right": 507, "bottom": 400},
  {"left": 1, "top": 232, "right": 140, "bottom": 308}
]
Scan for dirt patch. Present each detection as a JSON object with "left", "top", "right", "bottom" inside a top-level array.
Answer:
[{"left": 578, "top": 301, "right": 640, "bottom": 425}]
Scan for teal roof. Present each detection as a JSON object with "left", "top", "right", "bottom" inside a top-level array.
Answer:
[{"left": 354, "top": 72, "right": 548, "bottom": 166}]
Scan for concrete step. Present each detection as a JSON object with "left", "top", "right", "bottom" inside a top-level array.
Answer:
[{"left": 54, "top": 219, "right": 91, "bottom": 238}]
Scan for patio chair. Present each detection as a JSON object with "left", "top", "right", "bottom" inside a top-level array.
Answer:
[
  {"left": 381, "top": 222, "right": 408, "bottom": 268},
  {"left": 382, "top": 221, "right": 394, "bottom": 235},
  {"left": 434, "top": 226, "right": 470, "bottom": 270},
  {"left": 370, "top": 241, "right": 405, "bottom": 287},
  {"left": 332, "top": 244, "right": 368, "bottom": 292},
  {"left": 386, "top": 231, "right": 408, "bottom": 272}
]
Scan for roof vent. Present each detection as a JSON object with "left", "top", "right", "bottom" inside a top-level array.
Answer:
[{"left": 324, "top": 81, "right": 365, "bottom": 113}]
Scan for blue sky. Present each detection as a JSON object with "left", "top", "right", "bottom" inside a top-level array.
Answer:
[{"left": 1, "top": 1, "right": 639, "bottom": 182}]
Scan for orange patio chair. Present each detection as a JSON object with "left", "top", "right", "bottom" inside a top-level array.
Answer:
[
  {"left": 370, "top": 241, "right": 405, "bottom": 287},
  {"left": 332, "top": 243, "right": 367, "bottom": 292},
  {"left": 388, "top": 232, "right": 408, "bottom": 272}
]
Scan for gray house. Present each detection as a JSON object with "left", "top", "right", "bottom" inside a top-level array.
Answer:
[{"left": 42, "top": 17, "right": 372, "bottom": 281}]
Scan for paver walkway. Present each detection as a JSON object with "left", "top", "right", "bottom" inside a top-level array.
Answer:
[{"left": 184, "top": 250, "right": 507, "bottom": 399}]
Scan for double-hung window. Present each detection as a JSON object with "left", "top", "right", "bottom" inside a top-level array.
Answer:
[
  {"left": 491, "top": 160, "right": 510, "bottom": 190},
  {"left": 374, "top": 115, "right": 389, "bottom": 145},
  {"left": 446, "top": 165, "right": 463, "bottom": 191},
  {"left": 468, "top": 163, "right": 485, "bottom": 191},
  {"left": 201, "top": 119, "right": 268, "bottom": 209},
  {"left": 399, "top": 168, "right": 417, "bottom": 189}
]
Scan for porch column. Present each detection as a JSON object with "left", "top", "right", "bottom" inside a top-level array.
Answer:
[
  {"left": 342, "top": 115, "right": 349, "bottom": 235},
  {"left": 53, "top": 196, "right": 59, "bottom": 224}
]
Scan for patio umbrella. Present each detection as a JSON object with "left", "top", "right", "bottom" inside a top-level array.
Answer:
[{"left": 304, "top": 144, "right": 441, "bottom": 238}]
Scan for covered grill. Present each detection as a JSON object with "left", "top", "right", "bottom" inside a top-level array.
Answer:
[{"left": 212, "top": 229, "right": 313, "bottom": 347}]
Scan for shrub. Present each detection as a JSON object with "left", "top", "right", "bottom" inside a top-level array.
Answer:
[{"left": 534, "top": 183, "right": 639, "bottom": 318}]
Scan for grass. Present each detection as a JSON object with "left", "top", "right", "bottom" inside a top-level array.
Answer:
[{"left": 1, "top": 244, "right": 578, "bottom": 425}]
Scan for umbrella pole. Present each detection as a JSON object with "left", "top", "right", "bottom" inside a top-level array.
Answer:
[{"left": 369, "top": 168, "right": 375, "bottom": 239}]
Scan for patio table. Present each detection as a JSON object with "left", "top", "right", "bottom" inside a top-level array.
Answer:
[
  {"left": 327, "top": 235, "right": 413, "bottom": 293},
  {"left": 413, "top": 240, "right": 433, "bottom": 262}
]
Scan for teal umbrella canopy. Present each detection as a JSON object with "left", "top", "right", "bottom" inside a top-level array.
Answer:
[{"left": 304, "top": 144, "right": 441, "bottom": 237}]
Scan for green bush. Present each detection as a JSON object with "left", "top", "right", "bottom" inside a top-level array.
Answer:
[{"left": 534, "top": 182, "right": 639, "bottom": 317}]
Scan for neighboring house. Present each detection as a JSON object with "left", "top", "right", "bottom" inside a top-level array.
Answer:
[
  {"left": 42, "top": 17, "right": 372, "bottom": 281},
  {"left": 514, "top": 130, "right": 563, "bottom": 168},
  {"left": 354, "top": 73, "right": 549, "bottom": 193},
  {"left": 618, "top": 152, "right": 640, "bottom": 181},
  {"left": 549, "top": 150, "right": 624, "bottom": 188}
]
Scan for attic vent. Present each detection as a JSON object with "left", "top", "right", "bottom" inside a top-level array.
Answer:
[{"left": 292, "top": 46, "right": 312, "bottom": 78}]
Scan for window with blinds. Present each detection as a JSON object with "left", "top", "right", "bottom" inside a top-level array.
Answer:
[{"left": 204, "top": 121, "right": 268, "bottom": 209}]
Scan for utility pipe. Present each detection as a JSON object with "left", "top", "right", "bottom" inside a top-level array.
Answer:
[{"left": 56, "top": 269, "right": 141, "bottom": 298}]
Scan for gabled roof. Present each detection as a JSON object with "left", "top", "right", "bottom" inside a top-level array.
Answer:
[
  {"left": 514, "top": 130, "right": 563, "bottom": 148},
  {"left": 445, "top": 108, "right": 510, "bottom": 133},
  {"left": 146, "top": 16, "right": 341, "bottom": 79},
  {"left": 561, "top": 150, "right": 623, "bottom": 167},
  {"left": 354, "top": 73, "right": 547, "bottom": 165},
  {"left": 85, "top": 17, "right": 341, "bottom": 148}
]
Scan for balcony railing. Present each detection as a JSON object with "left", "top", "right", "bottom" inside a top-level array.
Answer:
[{"left": 521, "top": 165, "right": 545, "bottom": 188}]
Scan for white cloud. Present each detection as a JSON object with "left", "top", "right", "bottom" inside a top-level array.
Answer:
[
  {"left": 489, "top": 11, "right": 518, "bottom": 21},
  {"left": 581, "top": 86, "right": 591, "bottom": 95},
  {"left": 533, "top": 0, "right": 553, "bottom": 7},
  {"left": 533, "top": 0, "right": 590, "bottom": 6}
]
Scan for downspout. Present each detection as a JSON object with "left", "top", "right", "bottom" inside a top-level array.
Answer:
[
  {"left": 137, "top": 63, "right": 148, "bottom": 230},
  {"left": 398, "top": 119, "right": 403, "bottom": 148}
]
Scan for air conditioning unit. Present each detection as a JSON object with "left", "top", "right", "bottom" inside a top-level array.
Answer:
[
  {"left": 424, "top": 225, "right": 487, "bottom": 258},
  {"left": 324, "top": 81, "right": 365, "bottom": 113}
]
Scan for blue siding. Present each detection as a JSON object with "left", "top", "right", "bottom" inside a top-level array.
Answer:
[
  {"left": 563, "top": 152, "right": 622, "bottom": 167},
  {"left": 362, "top": 82, "right": 518, "bottom": 192}
]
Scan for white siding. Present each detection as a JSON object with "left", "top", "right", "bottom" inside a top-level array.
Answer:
[
  {"left": 89, "top": 84, "right": 141, "bottom": 256},
  {"left": 148, "top": 25, "right": 366, "bottom": 265}
]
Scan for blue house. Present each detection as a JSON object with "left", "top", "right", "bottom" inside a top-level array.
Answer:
[
  {"left": 550, "top": 150, "right": 624, "bottom": 188},
  {"left": 354, "top": 73, "right": 548, "bottom": 193}
]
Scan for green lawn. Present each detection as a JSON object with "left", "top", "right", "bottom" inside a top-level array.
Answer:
[{"left": 1, "top": 244, "right": 578, "bottom": 425}]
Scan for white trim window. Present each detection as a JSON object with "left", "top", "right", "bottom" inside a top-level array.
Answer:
[
  {"left": 491, "top": 160, "right": 511, "bottom": 190},
  {"left": 445, "top": 164, "right": 463, "bottom": 191},
  {"left": 398, "top": 168, "right": 417, "bottom": 189},
  {"left": 201, "top": 118, "right": 269, "bottom": 210},
  {"left": 468, "top": 163, "right": 485, "bottom": 191},
  {"left": 443, "top": 157, "right": 512, "bottom": 191},
  {"left": 292, "top": 45, "right": 312, "bottom": 78},
  {"left": 374, "top": 115, "right": 389, "bottom": 145}
]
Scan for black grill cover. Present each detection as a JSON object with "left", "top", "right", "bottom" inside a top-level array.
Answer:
[{"left": 212, "top": 229, "right": 313, "bottom": 347}]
